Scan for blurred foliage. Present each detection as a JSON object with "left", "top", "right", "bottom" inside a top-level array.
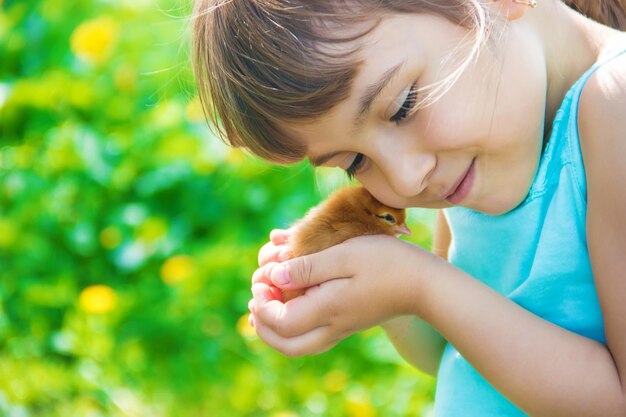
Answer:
[{"left": 0, "top": 0, "right": 436, "bottom": 416}]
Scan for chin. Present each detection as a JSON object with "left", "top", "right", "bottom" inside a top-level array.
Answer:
[{"left": 472, "top": 192, "right": 529, "bottom": 216}]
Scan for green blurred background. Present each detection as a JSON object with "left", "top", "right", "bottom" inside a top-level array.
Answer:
[{"left": 0, "top": 1, "right": 436, "bottom": 416}]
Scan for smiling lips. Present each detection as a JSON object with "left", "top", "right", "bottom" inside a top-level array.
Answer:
[{"left": 445, "top": 158, "right": 476, "bottom": 205}]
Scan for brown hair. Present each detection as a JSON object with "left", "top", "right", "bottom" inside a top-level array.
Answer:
[
  {"left": 191, "top": 0, "right": 626, "bottom": 164},
  {"left": 192, "top": 0, "right": 488, "bottom": 163},
  {"left": 564, "top": 0, "right": 626, "bottom": 29}
]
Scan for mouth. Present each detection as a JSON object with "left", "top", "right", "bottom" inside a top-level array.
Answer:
[{"left": 445, "top": 158, "right": 476, "bottom": 205}]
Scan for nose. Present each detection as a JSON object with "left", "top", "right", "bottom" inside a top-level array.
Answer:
[{"left": 379, "top": 150, "right": 436, "bottom": 198}]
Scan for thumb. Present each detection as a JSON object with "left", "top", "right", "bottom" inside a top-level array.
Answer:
[{"left": 269, "top": 245, "right": 351, "bottom": 290}]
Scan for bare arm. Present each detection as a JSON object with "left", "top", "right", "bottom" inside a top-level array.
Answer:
[
  {"left": 380, "top": 315, "right": 446, "bottom": 376},
  {"left": 381, "top": 209, "right": 450, "bottom": 376}
]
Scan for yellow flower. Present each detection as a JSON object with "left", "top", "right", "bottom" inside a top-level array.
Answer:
[
  {"left": 347, "top": 399, "right": 376, "bottom": 417},
  {"left": 79, "top": 285, "right": 118, "bottom": 314},
  {"left": 70, "top": 17, "right": 119, "bottom": 64},
  {"left": 347, "top": 390, "right": 377, "bottom": 417},
  {"left": 160, "top": 255, "right": 195, "bottom": 285}
]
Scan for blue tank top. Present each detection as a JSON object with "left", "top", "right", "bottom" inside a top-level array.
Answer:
[{"left": 434, "top": 47, "right": 626, "bottom": 416}]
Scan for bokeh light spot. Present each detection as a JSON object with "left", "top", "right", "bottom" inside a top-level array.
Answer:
[
  {"left": 236, "top": 313, "right": 256, "bottom": 338},
  {"left": 100, "top": 226, "right": 123, "bottom": 249},
  {"left": 160, "top": 255, "right": 195, "bottom": 285},
  {"left": 70, "top": 16, "right": 119, "bottom": 64},
  {"left": 79, "top": 285, "right": 118, "bottom": 314},
  {"left": 0, "top": 220, "right": 17, "bottom": 248}
]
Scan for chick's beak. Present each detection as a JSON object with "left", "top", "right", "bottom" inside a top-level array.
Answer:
[{"left": 394, "top": 223, "right": 411, "bottom": 237}]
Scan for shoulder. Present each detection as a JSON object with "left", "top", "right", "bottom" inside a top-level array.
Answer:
[
  {"left": 578, "top": 51, "right": 626, "bottom": 196},
  {"left": 578, "top": 50, "right": 626, "bottom": 150},
  {"left": 577, "top": 50, "right": 626, "bottom": 279}
]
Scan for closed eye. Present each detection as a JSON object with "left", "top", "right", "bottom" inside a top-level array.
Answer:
[
  {"left": 390, "top": 82, "right": 418, "bottom": 124},
  {"left": 345, "top": 153, "right": 365, "bottom": 179}
]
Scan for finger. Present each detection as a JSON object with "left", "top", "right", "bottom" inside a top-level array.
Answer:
[
  {"left": 253, "top": 262, "right": 286, "bottom": 285},
  {"left": 252, "top": 263, "right": 275, "bottom": 285},
  {"left": 252, "top": 262, "right": 290, "bottom": 288},
  {"left": 258, "top": 240, "right": 282, "bottom": 266},
  {"left": 252, "top": 312, "right": 335, "bottom": 357},
  {"left": 269, "top": 229, "right": 289, "bottom": 245},
  {"left": 251, "top": 282, "right": 282, "bottom": 309},
  {"left": 252, "top": 283, "right": 330, "bottom": 338},
  {"left": 270, "top": 244, "right": 352, "bottom": 290},
  {"left": 268, "top": 284, "right": 284, "bottom": 302}
]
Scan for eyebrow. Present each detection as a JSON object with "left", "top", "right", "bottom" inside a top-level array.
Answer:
[
  {"left": 354, "top": 60, "right": 406, "bottom": 128},
  {"left": 309, "top": 60, "right": 406, "bottom": 168}
]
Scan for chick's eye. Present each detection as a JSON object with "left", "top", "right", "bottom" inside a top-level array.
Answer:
[
  {"left": 345, "top": 153, "right": 366, "bottom": 179},
  {"left": 376, "top": 213, "right": 396, "bottom": 224},
  {"left": 390, "top": 82, "right": 418, "bottom": 124}
]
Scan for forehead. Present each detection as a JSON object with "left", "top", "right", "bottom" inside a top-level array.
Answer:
[
  {"left": 346, "top": 12, "right": 471, "bottom": 99},
  {"left": 279, "top": 13, "right": 469, "bottom": 158}
]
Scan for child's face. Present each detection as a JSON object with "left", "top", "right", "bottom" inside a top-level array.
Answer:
[{"left": 279, "top": 13, "right": 548, "bottom": 215}]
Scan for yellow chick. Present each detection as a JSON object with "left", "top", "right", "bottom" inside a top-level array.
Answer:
[{"left": 281, "top": 186, "right": 411, "bottom": 301}]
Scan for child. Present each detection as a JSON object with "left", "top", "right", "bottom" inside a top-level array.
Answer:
[{"left": 192, "top": 1, "right": 626, "bottom": 415}]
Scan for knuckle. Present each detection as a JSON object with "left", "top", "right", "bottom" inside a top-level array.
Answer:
[
  {"left": 293, "top": 256, "right": 314, "bottom": 288},
  {"left": 315, "top": 285, "right": 338, "bottom": 317}
]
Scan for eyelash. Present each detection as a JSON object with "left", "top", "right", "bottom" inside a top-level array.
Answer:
[
  {"left": 389, "top": 82, "right": 418, "bottom": 124},
  {"left": 344, "top": 82, "right": 418, "bottom": 178},
  {"left": 346, "top": 153, "right": 365, "bottom": 179}
]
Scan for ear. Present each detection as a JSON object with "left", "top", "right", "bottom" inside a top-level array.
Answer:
[{"left": 492, "top": 0, "right": 535, "bottom": 22}]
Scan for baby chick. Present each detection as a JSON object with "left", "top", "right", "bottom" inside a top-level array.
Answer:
[{"left": 281, "top": 186, "right": 411, "bottom": 301}]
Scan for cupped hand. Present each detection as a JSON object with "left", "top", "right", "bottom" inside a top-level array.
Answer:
[
  {"left": 257, "top": 229, "right": 292, "bottom": 267},
  {"left": 249, "top": 233, "right": 426, "bottom": 357}
]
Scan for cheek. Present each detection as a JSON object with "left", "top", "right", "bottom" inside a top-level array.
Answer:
[
  {"left": 416, "top": 105, "right": 485, "bottom": 152},
  {"left": 358, "top": 172, "right": 407, "bottom": 209}
]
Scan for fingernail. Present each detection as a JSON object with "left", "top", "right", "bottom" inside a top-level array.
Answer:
[{"left": 272, "top": 265, "right": 290, "bottom": 286}]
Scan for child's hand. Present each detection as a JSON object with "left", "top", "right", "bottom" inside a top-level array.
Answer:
[
  {"left": 257, "top": 228, "right": 291, "bottom": 267},
  {"left": 252, "top": 229, "right": 293, "bottom": 304},
  {"left": 249, "top": 233, "right": 428, "bottom": 357}
]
